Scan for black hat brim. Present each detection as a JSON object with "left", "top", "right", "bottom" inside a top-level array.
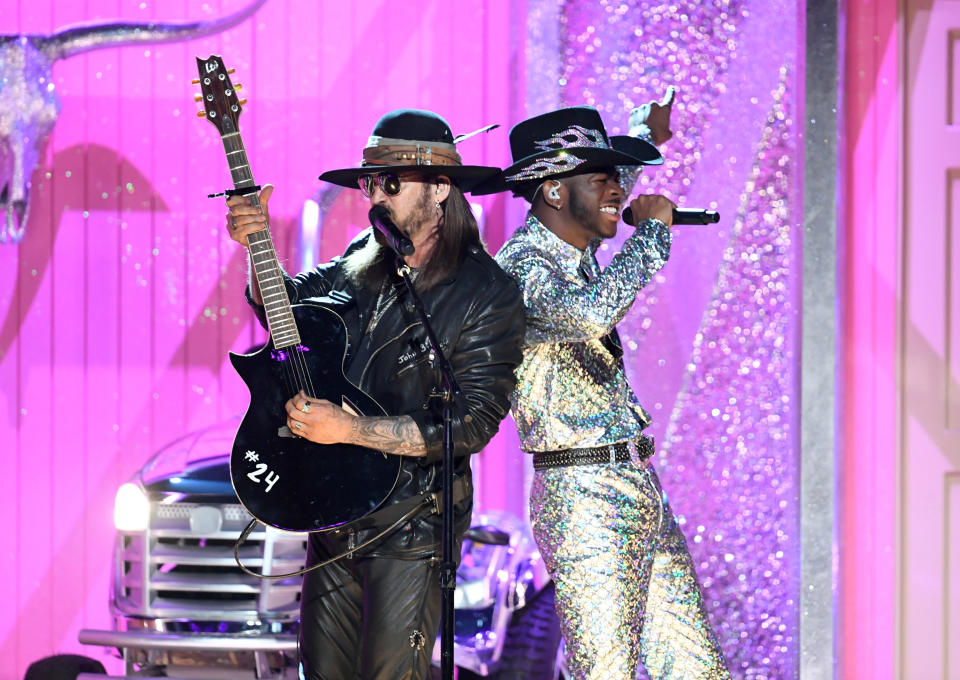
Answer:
[
  {"left": 319, "top": 164, "right": 501, "bottom": 194},
  {"left": 472, "top": 135, "right": 662, "bottom": 196}
]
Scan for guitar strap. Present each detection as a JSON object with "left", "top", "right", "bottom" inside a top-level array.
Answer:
[
  {"left": 346, "top": 473, "right": 472, "bottom": 531},
  {"left": 233, "top": 474, "right": 472, "bottom": 580}
]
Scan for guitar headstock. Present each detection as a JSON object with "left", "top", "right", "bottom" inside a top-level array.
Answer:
[{"left": 194, "top": 55, "right": 247, "bottom": 135}]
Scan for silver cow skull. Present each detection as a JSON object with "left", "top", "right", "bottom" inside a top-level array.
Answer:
[{"left": 0, "top": 0, "right": 266, "bottom": 244}]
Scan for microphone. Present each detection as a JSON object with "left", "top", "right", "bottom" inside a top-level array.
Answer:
[
  {"left": 622, "top": 207, "right": 720, "bottom": 226},
  {"left": 368, "top": 205, "right": 415, "bottom": 257}
]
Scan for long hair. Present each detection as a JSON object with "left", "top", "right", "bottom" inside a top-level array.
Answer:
[{"left": 415, "top": 181, "right": 484, "bottom": 290}]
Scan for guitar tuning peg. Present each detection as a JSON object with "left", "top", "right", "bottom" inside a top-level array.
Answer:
[
  {"left": 227, "top": 68, "right": 236, "bottom": 74},
  {"left": 234, "top": 84, "right": 243, "bottom": 91},
  {"left": 239, "top": 98, "right": 248, "bottom": 106},
  {"left": 191, "top": 78, "right": 201, "bottom": 84},
  {"left": 197, "top": 111, "right": 207, "bottom": 118},
  {"left": 194, "top": 94, "right": 203, "bottom": 102}
]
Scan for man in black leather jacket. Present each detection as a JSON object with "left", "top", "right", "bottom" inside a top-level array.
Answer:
[{"left": 225, "top": 109, "right": 524, "bottom": 679}]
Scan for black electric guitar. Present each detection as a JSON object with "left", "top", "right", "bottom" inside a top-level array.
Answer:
[{"left": 195, "top": 55, "right": 401, "bottom": 532}]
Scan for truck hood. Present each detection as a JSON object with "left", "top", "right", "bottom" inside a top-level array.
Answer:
[{"left": 137, "top": 416, "right": 241, "bottom": 502}]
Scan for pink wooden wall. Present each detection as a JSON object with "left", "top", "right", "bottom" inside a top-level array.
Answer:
[
  {"left": 0, "top": 1, "right": 522, "bottom": 677},
  {"left": 839, "top": 0, "right": 899, "bottom": 677}
]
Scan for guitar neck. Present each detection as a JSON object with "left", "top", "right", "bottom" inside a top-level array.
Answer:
[{"left": 220, "top": 126, "right": 301, "bottom": 349}]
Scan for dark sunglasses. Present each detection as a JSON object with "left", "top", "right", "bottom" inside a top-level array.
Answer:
[{"left": 357, "top": 172, "right": 424, "bottom": 198}]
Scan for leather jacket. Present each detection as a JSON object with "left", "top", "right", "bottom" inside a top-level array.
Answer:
[{"left": 247, "top": 229, "right": 524, "bottom": 559}]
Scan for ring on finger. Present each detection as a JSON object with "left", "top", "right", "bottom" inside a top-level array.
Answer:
[
  {"left": 302, "top": 400, "right": 311, "bottom": 414},
  {"left": 294, "top": 422, "right": 303, "bottom": 431}
]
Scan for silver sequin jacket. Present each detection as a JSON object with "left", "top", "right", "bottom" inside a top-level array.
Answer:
[{"left": 495, "top": 214, "right": 672, "bottom": 452}]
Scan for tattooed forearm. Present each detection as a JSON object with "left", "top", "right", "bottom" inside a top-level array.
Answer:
[{"left": 347, "top": 415, "right": 428, "bottom": 457}]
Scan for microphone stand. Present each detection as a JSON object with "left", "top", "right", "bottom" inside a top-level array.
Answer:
[{"left": 393, "top": 256, "right": 461, "bottom": 680}]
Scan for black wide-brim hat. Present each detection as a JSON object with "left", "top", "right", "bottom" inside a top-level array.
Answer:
[
  {"left": 318, "top": 109, "right": 500, "bottom": 193},
  {"left": 472, "top": 105, "right": 662, "bottom": 196}
]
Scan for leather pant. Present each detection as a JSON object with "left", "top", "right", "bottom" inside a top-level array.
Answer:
[{"left": 299, "top": 548, "right": 442, "bottom": 680}]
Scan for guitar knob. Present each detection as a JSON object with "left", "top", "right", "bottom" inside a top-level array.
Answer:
[
  {"left": 194, "top": 94, "right": 203, "bottom": 102},
  {"left": 191, "top": 78, "right": 201, "bottom": 84},
  {"left": 227, "top": 68, "right": 236, "bottom": 74},
  {"left": 239, "top": 98, "right": 248, "bottom": 106},
  {"left": 234, "top": 84, "right": 243, "bottom": 91},
  {"left": 197, "top": 111, "right": 207, "bottom": 118}
]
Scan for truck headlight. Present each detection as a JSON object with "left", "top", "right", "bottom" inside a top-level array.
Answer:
[{"left": 114, "top": 483, "right": 150, "bottom": 531}]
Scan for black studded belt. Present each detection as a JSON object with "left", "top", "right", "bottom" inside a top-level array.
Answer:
[{"left": 531, "top": 436, "right": 655, "bottom": 471}]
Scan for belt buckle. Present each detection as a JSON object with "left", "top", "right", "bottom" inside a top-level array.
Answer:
[{"left": 628, "top": 440, "right": 641, "bottom": 466}]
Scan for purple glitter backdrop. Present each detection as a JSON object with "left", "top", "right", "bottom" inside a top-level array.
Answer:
[
  {"left": 662, "top": 72, "right": 798, "bottom": 678},
  {"left": 549, "top": 2, "right": 801, "bottom": 677}
]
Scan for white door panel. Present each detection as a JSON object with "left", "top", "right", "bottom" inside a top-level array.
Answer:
[{"left": 902, "top": 1, "right": 960, "bottom": 677}]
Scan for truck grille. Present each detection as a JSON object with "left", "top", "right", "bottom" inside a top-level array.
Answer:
[{"left": 114, "top": 501, "right": 307, "bottom": 624}]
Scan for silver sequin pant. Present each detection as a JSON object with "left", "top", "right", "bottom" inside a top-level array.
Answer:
[{"left": 531, "top": 460, "right": 730, "bottom": 680}]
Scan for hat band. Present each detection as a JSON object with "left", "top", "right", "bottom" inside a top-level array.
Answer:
[{"left": 362, "top": 136, "right": 462, "bottom": 167}]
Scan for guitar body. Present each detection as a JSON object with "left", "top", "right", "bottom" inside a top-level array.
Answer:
[{"left": 230, "top": 302, "right": 401, "bottom": 532}]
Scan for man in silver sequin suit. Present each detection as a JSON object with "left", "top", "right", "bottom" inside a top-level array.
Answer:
[{"left": 477, "top": 104, "right": 730, "bottom": 680}]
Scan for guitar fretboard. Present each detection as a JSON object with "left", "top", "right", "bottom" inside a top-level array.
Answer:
[{"left": 222, "top": 129, "right": 301, "bottom": 349}]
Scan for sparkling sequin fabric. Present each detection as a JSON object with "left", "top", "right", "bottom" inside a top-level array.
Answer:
[
  {"left": 494, "top": 214, "right": 671, "bottom": 452},
  {"left": 531, "top": 460, "right": 730, "bottom": 679},
  {"left": 618, "top": 121, "right": 655, "bottom": 198}
]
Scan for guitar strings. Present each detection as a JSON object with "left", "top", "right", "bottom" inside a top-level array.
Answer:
[
  {"left": 245, "top": 194, "right": 318, "bottom": 402},
  {"left": 231, "top": 148, "right": 319, "bottom": 405},
  {"left": 252, "top": 229, "right": 316, "bottom": 399},
  {"left": 281, "top": 349, "right": 297, "bottom": 397},
  {"left": 273, "top": 325, "right": 316, "bottom": 398},
  {"left": 290, "top": 346, "right": 316, "bottom": 396}
]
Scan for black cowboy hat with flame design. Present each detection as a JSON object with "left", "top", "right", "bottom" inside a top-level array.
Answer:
[{"left": 472, "top": 105, "right": 662, "bottom": 196}]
